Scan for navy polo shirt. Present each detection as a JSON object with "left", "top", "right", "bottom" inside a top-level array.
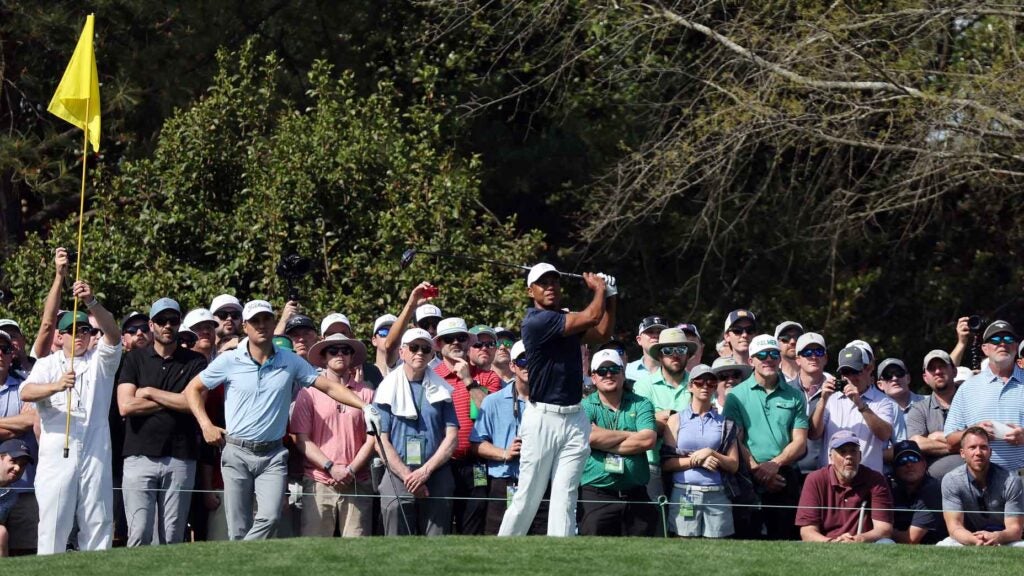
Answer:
[{"left": 522, "top": 307, "right": 582, "bottom": 406}]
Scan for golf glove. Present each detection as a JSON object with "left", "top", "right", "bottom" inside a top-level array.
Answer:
[
  {"left": 598, "top": 273, "right": 618, "bottom": 297},
  {"left": 363, "top": 404, "right": 383, "bottom": 435}
]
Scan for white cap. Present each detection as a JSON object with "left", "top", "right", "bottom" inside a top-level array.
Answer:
[
  {"left": 434, "top": 317, "right": 470, "bottom": 340},
  {"left": 184, "top": 308, "right": 217, "bottom": 330},
  {"left": 401, "top": 328, "right": 434, "bottom": 347},
  {"left": 0, "top": 319, "right": 20, "bottom": 331},
  {"left": 320, "top": 313, "right": 351, "bottom": 336},
  {"left": 954, "top": 366, "right": 973, "bottom": 385},
  {"left": 749, "top": 334, "right": 780, "bottom": 356},
  {"left": 590, "top": 348, "right": 624, "bottom": 371},
  {"left": 242, "top": 300, "right": 274, "bottom": 321},
  {"left": 210, "top": 294, "right": 242, "bottom": 314},
  {"left": 510, "top": 340, "right": 526, "bottom": 361},
  {"left": 846, "top": 339, "right": 874, "bottom": 362},
  {"left": 796, "top": 332, "right": 826, "bottom": 353},
  {"left": 526, "top": 263, "right": 559, "bottom": 287},
  {"left": 373, "top": 314, "right": 398, "bottom": 334},
  {"left": 774, "top": 321, "right": 804, "bottom": 339},
  {"left": 415, "top": 304, "right": 442, "bottom": 323}
]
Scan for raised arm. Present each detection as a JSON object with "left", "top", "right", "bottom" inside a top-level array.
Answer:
[
  {"left": 33, "top": 248, "right": 69, "bottom": 357},
  {"left": 384, "top": 282, "right": 433, "bottom": 356}
]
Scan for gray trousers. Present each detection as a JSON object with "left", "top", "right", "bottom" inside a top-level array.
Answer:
[
  {"left": 220, "top": 443, "right": 288, "bottom": 541},
  {"left": 378, "top": 466, "right": 454, "bottom": 536},
  {"left": 121, "top": 456, "right": 196, "bottom": 546}
]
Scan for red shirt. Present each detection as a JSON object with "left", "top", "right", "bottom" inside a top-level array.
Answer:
[
  {"left": 795, "top": 465, "right": 893, "bottom": 539},
  {"left": 433, "top": 362, "right": 502, "bottom": 460}
]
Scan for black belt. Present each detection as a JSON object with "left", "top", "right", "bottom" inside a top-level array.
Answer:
[
  {"left": 585, "top": 484, "right": 644, "bottom": 500},
  {"left": 225, "top": 435, "right": 283, "bottom": 454}
]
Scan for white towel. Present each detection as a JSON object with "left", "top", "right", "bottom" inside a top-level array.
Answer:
[{"left": 374, "top": 366, "right": 452, "bottom": 419}]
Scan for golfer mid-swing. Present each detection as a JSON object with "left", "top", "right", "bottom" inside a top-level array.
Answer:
[{"left": 499, "top": 264, "right": 616, "bottom": 536}]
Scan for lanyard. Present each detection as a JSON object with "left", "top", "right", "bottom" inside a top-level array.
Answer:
[
  {"left": 602, "top": 401, "right": 623, "bottom": 431},
  {"left": 408, "top": 380, "right": 426, "bottom": 432}
]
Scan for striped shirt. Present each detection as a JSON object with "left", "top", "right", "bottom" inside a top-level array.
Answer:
[{"left": 944, "top": 365, "right": 1024, "bottom": 471}]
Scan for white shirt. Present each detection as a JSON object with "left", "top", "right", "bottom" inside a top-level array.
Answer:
[{"left": 819, "top": 385, "right": 898, "bottom": 473}]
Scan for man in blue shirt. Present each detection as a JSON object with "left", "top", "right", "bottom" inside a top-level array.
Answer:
[
  {"left": 185, "top": 300, "right": 379, "bottom": 541},
  {"left": 944, "top": 321, "right": 1024, "bottom": 473},
  {"left": 499, "top": 263, "right": 616, "bottom": 537},
  {"left": 374, "top": 328, "right": 459, "bottom": 536},
  {"left": 471, "top": 340, "right": 548, "bottom": 534}
]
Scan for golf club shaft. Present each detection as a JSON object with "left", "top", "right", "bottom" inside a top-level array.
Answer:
[{"left": 416, "top": 250, "right": 584, "bottom": 280}]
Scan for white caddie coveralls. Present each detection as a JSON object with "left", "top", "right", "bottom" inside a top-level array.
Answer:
[{"left": 21, "top": 339, "right": 122, "bottom": 554}]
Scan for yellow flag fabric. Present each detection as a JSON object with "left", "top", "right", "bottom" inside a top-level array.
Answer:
[{"left": 48, "top": 14, "right": 101, "bottom": 152}]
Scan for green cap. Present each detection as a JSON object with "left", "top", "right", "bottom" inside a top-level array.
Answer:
[
  {"left": 57, "top": 311, "right": 90, "bottom": 332},
  {"left": 273, "top": 335, "right": 294, "bottom": 352},
  {"left": 469, "top": 325, "right": 496, "bottom": 339}
]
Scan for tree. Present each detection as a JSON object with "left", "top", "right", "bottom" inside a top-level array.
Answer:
[
  {"left": 0, "top": 41, "right": 543, "bottom": 336},
  {"left": 414, "top": 1, "right": 1024, "bottom": 365}
]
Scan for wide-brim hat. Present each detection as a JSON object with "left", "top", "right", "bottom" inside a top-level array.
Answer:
[
  {"left": 648, "top": 328, "right": 698, "bottom": 358},
  {"left": 710, "top": 356, "right": 753, "bottom": 381},
  {"left": 308, "top": 333, "right": 367, "bottom": 369}
]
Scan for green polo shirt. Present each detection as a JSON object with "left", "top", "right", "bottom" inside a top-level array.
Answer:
[
  {"left": 581, "top": 391, "right": 656, "bottom": 490},
  {"left": 721, "top": 374, "right": 808, "bottom": 464},
  {"left": 632, "top": 368, "right": 690, "bottom": 466}
]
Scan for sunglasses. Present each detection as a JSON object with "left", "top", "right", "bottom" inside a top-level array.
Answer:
[
  {"left": 61, "top": 326, "right": 95, "bottom": 337},
  {"left": 125, "top": 324, "right": 151, "bottom": 335},
  {"left": 881, "top": 370, "right": 906, "bottom": 381},
  {"left": 498, "top": 338, "right": 515, "bottom": 349},
  {"left": 472, "top": 341, "right": 496, "bottom": 349},
  {"left": 214, "top": 310, "right": 241, "bottom": 321},
  {"left": 753, "top": 350, "right": 781, "bottom": 361},
  {"left": 593, "top": 366, "right": 623, "bottom": 377},
  {"left": 778, "top": 333, "right": 802, "bottom": 343},
  {"left": 692, "top": 379, "right": 718, "bottom": 388},
  {"left": 440, "top": 334, "right": 469, "bottom": 345},
  {"left": 0, "top": 345, "right": 13, "bottom": 355},
  {"left": 417, "top": 319, "right": 440, "bottom": 330},
  {"left": 987, "top": 335, "right": 1017, "bottom": 345},
  {"left": 717, "top": 370, "right": 743, "bottom": 380},
  {"left": 375, "top": 327, "right": 390, "bottom": 338},
  {"left": 514, "top": 357, "right": 529, "bottom": 369},
  {"left": 152, "top": 315, "right": 181, "bottom": 327},
  {"left": 895, "top": 453, "right": 921, "bottom": 466},
  {"left": 406, "top": 343, "right": 432, "bottom": 355},
  {"left": 728, "top": 326, "right": 756, "bottom": 336},
  {"left": 838, "top": 368, "right": 860, "bottom": 378},
  {"left": 659, "top": 346, "right": 690, "bottom": 357},
  {"left": 324, "top": 346, "right": 355, "bottom": 357},
  {"left": 798, "top": 348, "right": 826, "bottom": 358}
]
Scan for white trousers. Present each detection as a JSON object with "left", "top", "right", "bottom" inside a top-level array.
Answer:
[
  {"left": 498, "top": 402, "right": 590, "bottom": 537},
  {"left": 36, "top": 437, "right": 113, "bottom": 554}
]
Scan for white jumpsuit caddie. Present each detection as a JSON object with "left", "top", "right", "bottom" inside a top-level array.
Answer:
[{"left": 21, "top": 339, "right": 122, "bottom": 554}]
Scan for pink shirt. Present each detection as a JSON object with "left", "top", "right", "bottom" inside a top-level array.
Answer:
[{"left": 290, "top": 381, "right": 375, "bottom": 484}]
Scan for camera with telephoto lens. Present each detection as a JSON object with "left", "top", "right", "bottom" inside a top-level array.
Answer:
[
  {"left": 967, "top": 315, "right": 984, "bottom": 333},
  {"left": 276, "top": 253, "right": 311, "bottom": 302}
]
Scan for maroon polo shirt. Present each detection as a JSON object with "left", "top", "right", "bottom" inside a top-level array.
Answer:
[{"left": 795, "top": 465, "right": 893, "bottom": 538}]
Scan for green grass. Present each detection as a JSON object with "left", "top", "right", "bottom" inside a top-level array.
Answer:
[{"left": 6, "top": 536, "right": 1023, "bottom": 575}]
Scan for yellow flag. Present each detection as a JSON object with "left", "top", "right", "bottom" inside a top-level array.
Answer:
[{"left": 48, "top": 14, "right": 101, "bottom": 152}]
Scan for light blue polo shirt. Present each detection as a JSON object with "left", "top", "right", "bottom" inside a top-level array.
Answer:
[
  {"left": 1, "top": 374, "right": 35, "bottom": 489},
  {"left": 945, "top": 366, "right": 1024, "bottom": 470},
  {"left": 470, "top": 384, "right": 527, "bottom": 478},
  {"left": 375, "top": 381, "right": 458, "bottom": 467},
  {"left": 200, "top": 338, "right": 319, "bottom": 441}
]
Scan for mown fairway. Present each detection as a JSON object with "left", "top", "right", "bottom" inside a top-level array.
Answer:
[{"left": 6, "top": 536, "right": 1023, "bottom": 575}]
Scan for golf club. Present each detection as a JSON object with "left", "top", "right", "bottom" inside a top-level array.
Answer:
[
  {"left": 372, "top": 428, "right": 413, "bottom": 535},
  {"left": 400, "top": 248, "right": 584, "bottom": 280}
]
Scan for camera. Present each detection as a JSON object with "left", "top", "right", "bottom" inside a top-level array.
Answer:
[
  {"left": 967, "top": 315, "right": 984, "bottom": 332},
  {"left": 276, "top": 253, "right": 311, "bottom": 302}
]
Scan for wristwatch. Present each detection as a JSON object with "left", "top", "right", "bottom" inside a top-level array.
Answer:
[
  {"left": 323, "top": 460, "right": 334, "bottom": 471},
  {"left": 465, "top": 380, "right": 482, "bottom": 391},
  {"left": 857, "top": 403, "right": 870, "bottom": 413}
]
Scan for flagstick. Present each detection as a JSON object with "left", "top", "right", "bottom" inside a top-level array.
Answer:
[{"left": 63, "top": 102, "right": 90, "bottom": 459}]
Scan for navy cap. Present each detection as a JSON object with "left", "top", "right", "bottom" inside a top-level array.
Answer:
[
  {"left": 0, "top": 438, "right": 34, "bottom": 463},
  {"left": 284, "top": 314, "right": 317, "bottom": 335}
]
